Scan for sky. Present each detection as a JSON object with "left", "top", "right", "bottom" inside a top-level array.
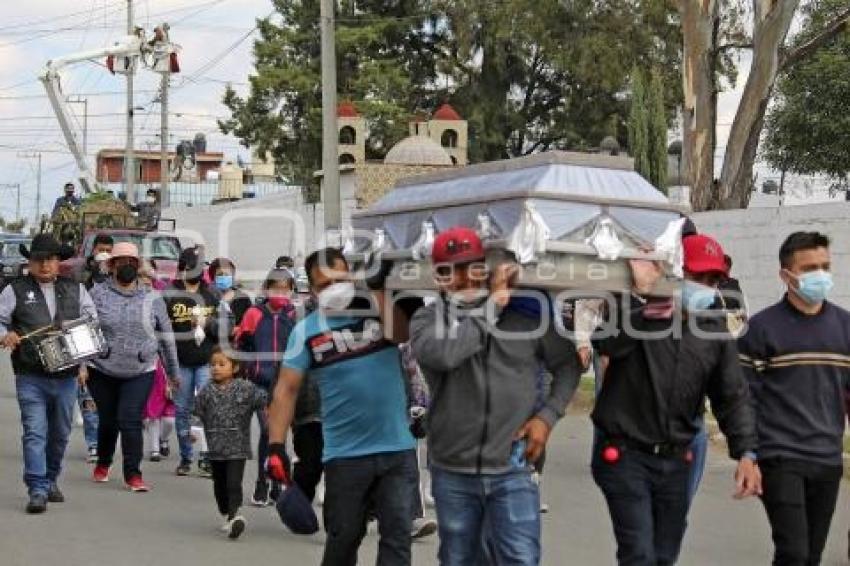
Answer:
[{"left": 0, "top": 1, "right": 825, "bottom": 225}]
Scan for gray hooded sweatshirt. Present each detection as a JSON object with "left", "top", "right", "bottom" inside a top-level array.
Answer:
[
  {"left": 90, "top": 280, "right": 180, "bottom": 378},
  {"left": 410, "top": 298, "right": 580, "bottom": 475}
]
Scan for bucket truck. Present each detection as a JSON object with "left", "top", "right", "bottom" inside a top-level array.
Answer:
[{"left": 40, "top": 25, "right": 180, "bottom": 194}]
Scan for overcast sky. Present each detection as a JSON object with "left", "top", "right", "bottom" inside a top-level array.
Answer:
[{"left": 0, "top": 0, "right": 751, "bottom": 223}]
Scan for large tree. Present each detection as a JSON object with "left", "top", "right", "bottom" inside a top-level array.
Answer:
[
  {"left": 762, "top": 0, "right": 850, "bottom": 195},
  {"left": 221, "top": 0, "right": 682, "bottom": 181},
  {"left": 681, "top": 0, "right": 850, "bottom": 210}
]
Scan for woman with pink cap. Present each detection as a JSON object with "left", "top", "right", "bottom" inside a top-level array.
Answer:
[{"left": 87, "top": 242, "right": 180, "bottom": 492}]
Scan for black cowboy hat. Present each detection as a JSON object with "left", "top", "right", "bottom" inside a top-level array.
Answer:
[{"left": 20, "top": 233, "right": 74, "bottom": 261}]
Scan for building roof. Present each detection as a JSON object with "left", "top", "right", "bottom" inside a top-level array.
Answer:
[
  {"left": 384, "top": 135, "right": 453, "bottom": 166},
  {"left": 96, "top": 149, "right": 224, "bottom": 163},
  {"left": 337, "top": 101, "right": 360, "bottom": 118},
  {"left": 433, "top": 103, "right": 462, "bottom": 121}
]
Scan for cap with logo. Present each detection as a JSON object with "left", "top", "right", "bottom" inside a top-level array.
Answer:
[
  {"left": 431, "top": 227, "right": 486, "bottom": 265},
  {"left": 682, "top": 234, "right": 728, "bottom": 276}
]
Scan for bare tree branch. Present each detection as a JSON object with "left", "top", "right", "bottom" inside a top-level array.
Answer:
[
  {"left": 781, "top": 7, "right": 850, "bottom": 71},
  {"left": 715, "top": 42, "right": 753, "bottom": 52}
]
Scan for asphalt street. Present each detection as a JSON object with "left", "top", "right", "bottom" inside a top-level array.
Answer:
[{"left": 0, "top": 352, "right": 847, "bottom": 566}]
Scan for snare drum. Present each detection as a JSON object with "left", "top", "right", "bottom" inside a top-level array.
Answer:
[{"left": 37, "top": 317, "right": 107, "bottom": 373}]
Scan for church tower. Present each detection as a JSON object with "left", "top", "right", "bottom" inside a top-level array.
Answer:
[
  {"left": 337, "top": 101, "right": 365, "bottom": 164},
  {"left": 427, "top": 103, "right": 468, "bottom": 165}
]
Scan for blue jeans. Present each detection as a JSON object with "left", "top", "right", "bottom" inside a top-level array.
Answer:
[
  {"left": 322, "top": 450, "right": 417, "bottom": 566},
  {"left": 175, "top": 365, "right": 210, "bottom": 462},
  {"left": 431, "top": 467, "right": 541, "bottom": 566},
  {"left": 78, "top": 385, "right": 99, "bottom": 450},
  {"left": 687, "top": 421, "right": 708, "bottom": 505},
  {"left": 15, "top": 374, "right": 78, "bottom": 496},
  {"left": 592, "top": 446, "right": 691, "bottom": 566}
]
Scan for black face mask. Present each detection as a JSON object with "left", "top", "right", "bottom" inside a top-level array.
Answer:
[
  {"left": 185, "top": 275, "right": 202, "bottom": 285},
  {"left": 116, "top": 264, "right": 138, "bottom": 285}
]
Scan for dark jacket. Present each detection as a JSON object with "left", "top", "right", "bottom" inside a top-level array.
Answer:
[
  {"left": 592, "top": 295, "right": 757, "bottom": 459},
  {"left": 410, "top": 296, "right": 581, "bottom": 475},
  {"left": 194, "top": 379, "right": 268, "bottom": 460},
  {"left": 163, "top": 281, "right": 226, "bottom": 368},
  {"left": 9, "top": 276, "right": 81, "bottom": 375}
]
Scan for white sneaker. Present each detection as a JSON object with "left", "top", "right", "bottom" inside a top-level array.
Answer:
[
  {"left": 540, "top": 502, "right": 550, "bottom": 514},
  {"left": 411, "top": 517, "right": 438, "bottom": 539},
  {"left": 423, "top": 491, "right": 435, "bottom": 508},
  {"left": 219, "top": 516, "right": 230, "bottom": 533},
  {"left": 86, "top": 447, "right": 98, "bottom": 464},
  {"left": 227, "top": 516, "right": 246, "bottom": 540}
]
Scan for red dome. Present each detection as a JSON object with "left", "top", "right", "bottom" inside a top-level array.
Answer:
[
  {"left": 337, "top": 101, "right": 359, "bottom": 118},
  {"left": 433, "top": 103, "right": 462, "bottom": 121}
]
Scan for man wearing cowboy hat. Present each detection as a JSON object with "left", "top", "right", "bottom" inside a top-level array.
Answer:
[{"left": 0, "top": 233, "right": 97, "bottom": 514}]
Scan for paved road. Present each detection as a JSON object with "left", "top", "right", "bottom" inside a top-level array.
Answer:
[{"left": 0, "top": 352, "right": 847, "bottom": 566}]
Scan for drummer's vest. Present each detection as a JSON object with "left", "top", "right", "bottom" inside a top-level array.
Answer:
[{"left": 10, "top": 276, "right": 80, "bottom": 375}]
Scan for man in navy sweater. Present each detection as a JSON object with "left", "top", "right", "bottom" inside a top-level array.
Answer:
[{"left": 739, "top": 231, "right": 850, "bottom": 566}]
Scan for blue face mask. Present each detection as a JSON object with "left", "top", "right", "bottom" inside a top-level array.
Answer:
[
  {"left": 681, "top": 279, "right": 716, "bottom": 311},
  {"left": 791, "top": 270, "right": 833, "bottom": 305},
  {"left": 214, "top": 274, "right": 233, "bottom": 291}
]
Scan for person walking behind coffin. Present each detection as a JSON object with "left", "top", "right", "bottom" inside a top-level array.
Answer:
[
  {"left": 590, "top": 233, "right": 760, "bottom": 566},
  {"left": 0, "top": 233, "right": 97, "bottom": 514},
  {"left": 165, "top": 246, "right": 229, "bottom": 478},
  {"left": 739, "top": 231, "right": 850, "bottom": 566},
  {"left": 87, "top": 242, "right": 180, "bottom": 491},
  {"left": 194, "top": 346, "right": 268, "bottom": 540},
  {"left": 266, "top": 247, "right": 417, "bottom": 564},
  {"left": 235, "top": 267, "right": 303, "bottom": 506},
  {"left": 409, "top": 227, "right": 581, "bottom": 566}
]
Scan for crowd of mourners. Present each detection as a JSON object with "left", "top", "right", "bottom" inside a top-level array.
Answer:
[{"left": 0, "top": 218, "right": 848, "bottom": 566}]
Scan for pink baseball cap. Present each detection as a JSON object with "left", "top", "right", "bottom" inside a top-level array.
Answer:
[{"left": 109, "top": 242, "right": 140, "bottom": 261}]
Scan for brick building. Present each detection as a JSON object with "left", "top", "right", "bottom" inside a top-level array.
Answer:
[{"left": 95, "top": 149, "right": 224, "bottom": 184}]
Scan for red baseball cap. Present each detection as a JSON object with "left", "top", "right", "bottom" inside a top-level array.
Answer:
[
  {"left": 431, "top": 227, "right": 485, "bottom": 265},
  {"left": 683, "top": 234, "right": 728, "bottom": 276}
]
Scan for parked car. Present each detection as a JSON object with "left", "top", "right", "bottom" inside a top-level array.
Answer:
[{"left": 0, "top": 234, "right": 31, "bottom": 288}]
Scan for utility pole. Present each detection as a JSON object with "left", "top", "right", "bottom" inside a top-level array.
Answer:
[
  {"left": 320, "top": 0, "right": 340, "bottom": 237},
  {"left": 125, "top": 0, "right": 136, "bottom": 204},
  {"left": 160, "top": 73, "right": 170, "bottom": 208},
  {"left": 67, "top": 96, "right": 88, "bottom": 157}
]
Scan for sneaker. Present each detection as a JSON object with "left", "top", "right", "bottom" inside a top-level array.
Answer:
[
  {"left": 540, "top": 502, "right": 550, "bottom": 514},
  {"left": 197, "top": 459, "right": 212, "bottom": 478},
  {"left": 423, "top": 491, "right": 435, "bottom": 508},
  {"left": 126, "top": 476, "right": 150, "bottom": 492},
  {"left": 175, "top": 460, "right": 192, "bottom": 476},
  {"left": 150, "top": 452, "right": 161, "bottom": 462},
  {"left": 26, "top": 494, "right": 48, "bottom": 514},
  {"left": 227, "top": 515, "right": 246, "bottom": 540},
  {"left": 251, "top": 481, "right": 269, "bottom": 507},
  {"left": 86, "top": 447, "right": 98, "bottom": 464},
  {"left": 92, "top": 465, "right": 111, "bottom": 483},
  {"left": 268, "top": 481, "right": 282, "bottom": 504},
  {"left": 159, "top": 441, "right": 170, "bottom": 458},
  {"left": 411, "top": 517, "right": 438, "bottom": 540},
  {"left": 47, "top": 484, "right": 65, "bottom": 503},
  {"left": 219, "top": 516, "right": 231, "bottom": 533}
]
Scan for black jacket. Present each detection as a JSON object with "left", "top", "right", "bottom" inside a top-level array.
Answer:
[
  {"left": 163, "top": 281, "right": 227, "bottom": 368},
  {"left": 592, "top": 295, "right": 756, "bottom": 459}
]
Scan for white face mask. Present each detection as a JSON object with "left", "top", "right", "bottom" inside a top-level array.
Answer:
[{"left": 317, "top": 281, "right": 356, "bottom": 311}]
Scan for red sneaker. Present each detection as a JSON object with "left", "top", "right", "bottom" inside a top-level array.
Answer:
[
  {"left": 92, "top": 465, "right": 110, "bottom": 483},
  {"left": 125, "top": 476, "right": 150, "bottom": 493}
]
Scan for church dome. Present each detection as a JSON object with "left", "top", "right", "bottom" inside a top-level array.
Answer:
[{"left": 384, "top": 135, "right": 453, "bottom": 166}]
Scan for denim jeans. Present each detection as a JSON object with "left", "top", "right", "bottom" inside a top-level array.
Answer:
[
  {"left": 687, "top": 421, "right": 708, "bottom": 505},
  {"left": 322, "top": 449, "right": 417, "bottom": 566},
  {"left": 15, "top": 374, "right": 78, "bottom": 496},
  {"left": 430, "top": 467, "right": 542, "bottom": 566},
  {"left": 592, "top": 446, "right": 691, "bottom": 566},
  {"left": 78, "top": 385, "right": 99, "bottom": 450},
  {"left": 87, "top": 369, "right": 154, "bottom": 481},
  {"left": 175, "top": 364, "right": 210, "bottom": 462}
]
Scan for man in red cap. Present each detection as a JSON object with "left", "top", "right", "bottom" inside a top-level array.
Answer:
[
  {"left": 590, "top": 233, "right": 760, "bottom": 565},
  {"left": 409, "top": 226, "right": 581, "bottom": 565}
]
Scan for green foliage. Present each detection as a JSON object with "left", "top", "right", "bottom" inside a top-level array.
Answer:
[
  {"left": 763, "top": 0, "right": 850, "bottom": 191},
  {"left": 221, "top": 0, "right": 683, "bottom": 183},
  {"left": 647, "top": 70, "right": 668, "bottom": 191},
  {"left": 628, "top": 67, "right": 650, "bottom": 180}
]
